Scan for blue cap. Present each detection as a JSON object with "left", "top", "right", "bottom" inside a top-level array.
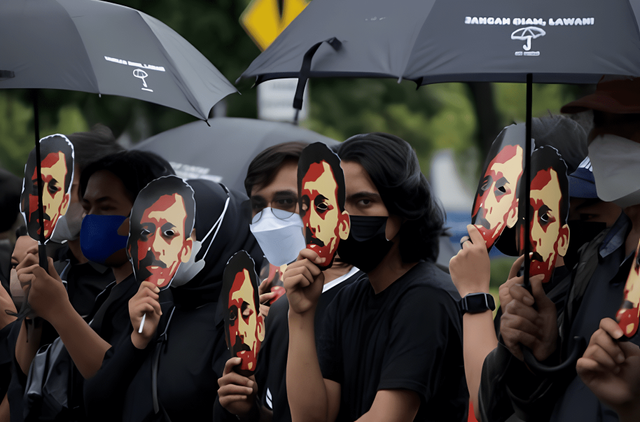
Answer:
[{"left": 568, "top": 157, "right": 598, "bottom": 199}]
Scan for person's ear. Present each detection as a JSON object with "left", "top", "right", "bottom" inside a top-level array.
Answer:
[
  {"left": 339, "top": 210, "right": 350, "bottom": 240},
  {"left": 557, "top": 223, "right": 570, "bottom": 257},
  {"left": 256, "top": 314, "right": 265, "bottom": 342},
  {"left": 180, "top": 237, "right": 193, "bottom": 263}
]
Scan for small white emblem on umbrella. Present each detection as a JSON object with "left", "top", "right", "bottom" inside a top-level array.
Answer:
[
  {"left": 133, "top": 68, "right": 153, "bottom": 92},
  {"left": 511, "top": 26, "right": 546, "bottom": 51}
]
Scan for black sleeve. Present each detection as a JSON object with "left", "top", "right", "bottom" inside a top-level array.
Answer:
[
  {"left": 83, "top": 335, "right": 151, "bottom": 421},
  {"left": 0, "top": 320, "right": 17, "bottom": 399},
  {"left": 478, "top": 341, "right": 573, "bottom": 422}
]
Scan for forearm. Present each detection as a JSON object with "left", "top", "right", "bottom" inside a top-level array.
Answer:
[
  {"left": 15, "top": 319, "right": 42, "bottom": 375},
  {"left": 463, "top": 311, "right": 497, "bottom": 418},
  {"left": 287, "top": 309, "right": 328, "bottom": 422},
  {"left": 48, "top": 301, "right": 110, "bottom": 379}
]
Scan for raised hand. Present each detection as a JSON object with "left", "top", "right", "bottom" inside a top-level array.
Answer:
[
  {"left": 129, "top": 281, "right": 162, "bottom": 349},
  {"left": 577, "top": 318, "right": 640, "bottom": 422},
  {"left": 499, "top": 254, "right": 530, "bottom": 312},
  {"left": 282, "top": 249, "right": 325, "bottom": 316},
  {"left": 217, "top": 357, "right": 258, "bottom": 417},
  {"left": 500, "top": 273, "right": 556, "bottom": 361},
  {"left": 450, "top": 224, "right": 491, "bottom": 297},
  {"left": 16, "top": 253, "right": 67, "bottom": 321}
]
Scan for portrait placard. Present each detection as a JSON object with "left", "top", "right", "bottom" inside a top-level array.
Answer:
[
  {"left": 127, "top": 175, "right": 196, "bottom": 290},
  {"left": 297, "top": 142, "right": 350, "bottom": 270},
  {"left": 221, "top": 251, "right": 264, "bottom": 376},
  {"left": 20, "top": 134, "right": 75, "bottom": 243}
]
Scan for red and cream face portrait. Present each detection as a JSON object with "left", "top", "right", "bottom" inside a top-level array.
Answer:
[
  {"left": 517, "top": 147, "right": 570, "bottom": 284},
  {"left": 128, "top": 176, "right": 195, "bottom": 290},
  {"left": 20, "top": 135, "right": 74, "bottom": 243},
  {"left": 471, "top": 125, "right": 525, "bottom": 250},
  {"left": 617, "top": 241, "right": 640, "bottom": 338},
  {"left": 222, "top": 251, "right": 264, "bottom": 376},
  {"left": 298, "top": 143, "right": 350, "bottom": 270}
]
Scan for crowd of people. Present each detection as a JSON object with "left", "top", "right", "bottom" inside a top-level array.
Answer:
[{"left": 0, "top": 76, "right": 638, "bottom": 422}]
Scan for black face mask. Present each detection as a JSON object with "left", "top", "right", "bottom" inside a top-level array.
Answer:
[
  {"left": 563, "top": 220, "right": 607, "bottom": 269},
  {"left": 337, "top": 215, "right": 393, "bottom": 273}
]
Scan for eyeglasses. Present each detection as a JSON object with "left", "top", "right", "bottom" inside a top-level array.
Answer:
[{"left": 247, "top": 193, "right": 298, "bottom": 223}]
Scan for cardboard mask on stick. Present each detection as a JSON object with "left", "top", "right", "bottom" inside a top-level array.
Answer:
[
  {"left": 127, "top": 175, "right": 195, "bottom": 290},
  {"left": 618, "top": 240, "right": 640, "bottom": 338},
  {"left": 297, "top": 142, "right": 350, "bottom": 270},
  {"left": 20, "top": 134, "right": 74, "bottom": 244},
  {"left": 471, "top": 124, "right": 525, "bottom": 252},
  {"left": 516, "top": 146, "right": 570, "bottom": 284},
  {"left": 221, "top": 251, "right": 264, "bottom": 376}
]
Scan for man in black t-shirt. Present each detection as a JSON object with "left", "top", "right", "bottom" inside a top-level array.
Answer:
[{"left": 284, "top": 133, "right": 467, "bottom": 422}]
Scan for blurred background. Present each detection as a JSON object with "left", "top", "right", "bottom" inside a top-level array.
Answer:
[{"left": 0, "top": 0, "right": 593, "bottom": 290}]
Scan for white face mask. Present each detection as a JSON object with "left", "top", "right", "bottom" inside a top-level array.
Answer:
[
  {"left": 171, "top": 240, "right": 205, "bottom": 287},
  {"left": 250, "top": 208, "right": 305, "bottom": 267},
  {"left": 171, "top": 193, "right": 230, "bottom": 288},
  {"left": 49, "top": 202, "right": 84, "bottom": 243},
  {"left": 589, "top": 134, "right": 640, "bottom": 208},
  {"left": 10, "top": 268, "right": 25, "bottom": 308}
]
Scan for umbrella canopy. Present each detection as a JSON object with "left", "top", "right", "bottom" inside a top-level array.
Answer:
[
  {"left": 241, "top": 0, "right": 640, "bottom": 86},
  {"left": 0, "top": 0, "right": 237, "bottom": 120},
  {"left": 132, "top": 117, "right": 339, "bottom": 193}
]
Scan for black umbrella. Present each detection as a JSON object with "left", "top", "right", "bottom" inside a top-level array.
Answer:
[
  {"left": 240, "top": 0, "right": 640, "bottom": 287},
  {"left": 132, "top": 117, "right": 339, "bottom": 194},
  {"left": 239, "top": 0, "right": 640, "bottom": 371},
  {"left": 0, "top": 0, "right": 237, "bottom": 120},
  {"left": 0, "top": 0, "right": 237, "bottom": 268}
]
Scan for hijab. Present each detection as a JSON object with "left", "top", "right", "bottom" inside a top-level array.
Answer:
[{"left": 171, "top": 179, "right": 263, "bottom": 308}]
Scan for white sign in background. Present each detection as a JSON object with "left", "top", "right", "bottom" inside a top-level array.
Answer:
[{"left": 257, "top": 78, "right": 309, "bottom": 123}]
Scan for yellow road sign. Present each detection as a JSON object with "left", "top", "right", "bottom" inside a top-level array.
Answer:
[{"left": 240, "top": 0, "right": 309, "bottom": 51}]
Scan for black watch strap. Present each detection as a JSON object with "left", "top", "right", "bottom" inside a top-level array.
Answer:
[{"left": 460, "top": 293, "right": 496, "bottom": 314}]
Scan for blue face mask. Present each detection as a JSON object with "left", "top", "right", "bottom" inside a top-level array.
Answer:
[{"left": 80, "top": 215, "right": 128, "bottom": 265}]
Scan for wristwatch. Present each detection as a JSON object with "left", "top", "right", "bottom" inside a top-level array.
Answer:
[{"left": 460, "top": 293, "right": 496, "bottom": 314}]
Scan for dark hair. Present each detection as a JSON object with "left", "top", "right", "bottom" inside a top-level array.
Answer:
[
  {"left": 79, "top": 150, "right": 175, "bottom": 203},
  {"left": 244, "top": 141, "right": 308, "bottom": 197},
  {"left": 130, "top": 176, "right": 195, "bottom": 238},
  {"left": 25, "top": 135, "right": 74, "bottom": 194},
  {"left": 529, "top": 146, "right": 570, "bottom": 223},
  {"left": 67, "top": 124, "right": 124, "bottom": 173},
  {"left": 220, "top": 252, "right": 260, "bottom": 312},
  {"left": 338, "top": 133, "right": 445, "bottom": 263},
  {"left": 297, "top": 143, "right": 346, "bottom": 212}
]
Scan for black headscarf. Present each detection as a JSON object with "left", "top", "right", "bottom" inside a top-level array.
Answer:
[{"left": 171, "top": 179, "right": 263, "bottom": 308}]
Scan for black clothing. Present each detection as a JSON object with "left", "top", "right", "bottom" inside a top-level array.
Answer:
[
  {"left": 479, "top": 213, "right": 639, "bottom": 422},
  {"left": 54, "top": 245, "right": 114, "bottom": 318},
  {"left": 253, "top": 268, "right": 363, "bottom": 422},
  {"left": 84, "top": 181, "right": 262, "bottom": 422},
  {"left": 318, "top": 260, "right": 467, "bottom": 421}
]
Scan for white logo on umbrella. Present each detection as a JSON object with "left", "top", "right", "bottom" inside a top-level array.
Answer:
[
  {"left": 133, "top": 68, "right": 153, "bottom": 92},
  {"left": 511, "top": 26, "right": 546, "bottom": 51}
]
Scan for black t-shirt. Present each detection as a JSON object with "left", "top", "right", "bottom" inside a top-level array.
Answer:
[
  {"left": 256, "top": 268, "right": 363, "bottom": 422},
  {"left": 318, "top": 260, "right": 468, "bottom": 421}
]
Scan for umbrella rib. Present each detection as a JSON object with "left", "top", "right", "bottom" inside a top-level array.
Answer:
[{"left": 140, "top": 13, "right": 236, "bottom": 120}]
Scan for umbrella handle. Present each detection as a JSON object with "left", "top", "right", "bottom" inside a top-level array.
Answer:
[
  {"left": 522, "top": 336, "right": 586, "bottom": 375},
  {"left": 38, "top": 244, "right": 48, "bottom": 272}
]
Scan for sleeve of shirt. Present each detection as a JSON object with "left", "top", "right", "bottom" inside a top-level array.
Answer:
[
  {"left": 377, "top": 285, "right": 456, "bottom": 403},
  {"left": 83, "top": 334, "right": 151, "bottom": 422},
  {"left": 318, "top": 298, "right": 344, "bottom": 385}
]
